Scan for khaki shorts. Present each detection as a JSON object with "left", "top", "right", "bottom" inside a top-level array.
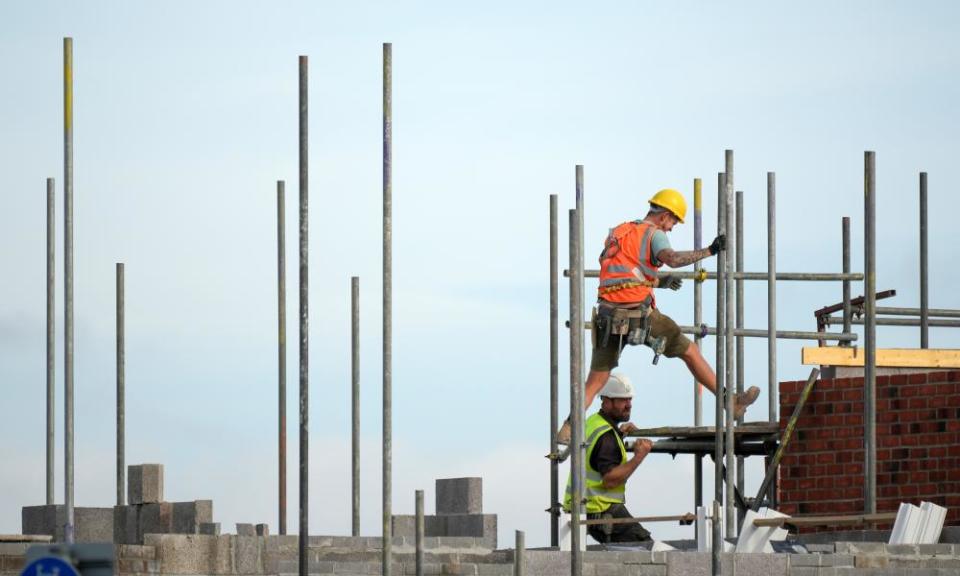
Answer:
[{"left": 589, "top": 307, "right": 691, "bottom": 372}]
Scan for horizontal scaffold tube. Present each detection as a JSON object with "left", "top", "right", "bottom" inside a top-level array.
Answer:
[
  {"left": 875, "top": 307, "right": 960, "bottom": 318},
  {"left": 564, "top": 269, "right": 863, "bottom": 282},
  {"left": 569, "top": 320, "right": 857, "bottom": 342},
  {"left": 823, "top": 317, "right": 960, "bottom": 328}
]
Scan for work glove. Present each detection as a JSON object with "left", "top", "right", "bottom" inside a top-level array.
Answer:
[
  {"left": 708, "top": 234, "right": 727, "bottom": 256},
  {"left": 658, "top": 274, "right": 683, "bottom": 291}
]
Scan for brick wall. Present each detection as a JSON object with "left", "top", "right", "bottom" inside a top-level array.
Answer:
[{"left": 777, "top": 369, "right": 960, "bottom": 532}]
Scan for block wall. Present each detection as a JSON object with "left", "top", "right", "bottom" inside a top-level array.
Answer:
[{"left": 778, "top": 369, "right": 960, "bottom": 533}]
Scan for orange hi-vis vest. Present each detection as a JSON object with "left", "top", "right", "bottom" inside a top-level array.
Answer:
[{"left": 598, "top": 220, "right": 660, "bottom": 306}]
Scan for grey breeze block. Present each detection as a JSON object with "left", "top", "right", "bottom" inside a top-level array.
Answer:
[
  {"left": 435, "top": 477, "right": 482, "bottom": 515},
  {"left": 128, "top": 464, "right": 164, "bottom": 504}
]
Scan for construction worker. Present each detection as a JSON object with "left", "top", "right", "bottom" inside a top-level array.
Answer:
[
  {"left": 563, "top": 373, "right": 654, "bottom": 544},
  {"left": 559, "top": 188, "right": 759, "bottom": 444}
]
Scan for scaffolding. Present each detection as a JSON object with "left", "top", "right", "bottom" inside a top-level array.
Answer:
[{"left": 546, "top": 150, "right": 957, "bottom": 576}]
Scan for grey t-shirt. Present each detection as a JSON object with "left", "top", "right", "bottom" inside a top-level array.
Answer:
[{"left": 649, "top": 230, "right": 671, "bottom": 266}]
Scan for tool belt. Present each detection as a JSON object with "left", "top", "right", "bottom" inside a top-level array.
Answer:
[{"left": 592, "top": 300, "right": 668, "bottom": 364}]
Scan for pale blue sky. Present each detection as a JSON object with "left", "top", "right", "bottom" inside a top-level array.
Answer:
[{"left": 2, "top": 1, "right": 959, "bottom": 546}]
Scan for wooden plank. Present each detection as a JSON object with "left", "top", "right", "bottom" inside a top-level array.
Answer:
[
  {"left": 625, "top": 422, "right": 779, "bottom": 438},
  {"left": 801, "top": 347, "right": 960, "bottom": 368},
  {"left": 753, "top": 512, "right": 897, "bottom": 528}
]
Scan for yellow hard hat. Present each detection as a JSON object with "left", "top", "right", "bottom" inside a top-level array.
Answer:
[{"left": 648, "top": 188, "right": 687, "bottom": 223}]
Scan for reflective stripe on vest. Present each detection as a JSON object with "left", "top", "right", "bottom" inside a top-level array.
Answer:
[
  {"left": 598, "top": 221, "right": 660, "bottom": 305},
  {"left": 562, "top": 412, "right": 628, "bottom": 514}
]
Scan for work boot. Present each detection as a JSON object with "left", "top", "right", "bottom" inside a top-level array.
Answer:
[
  {"left": 733, "top": 386, "right": 761, "bottom": 419},
  {"left": 556, "top": 418, "right": 571, "bottom": 445}
]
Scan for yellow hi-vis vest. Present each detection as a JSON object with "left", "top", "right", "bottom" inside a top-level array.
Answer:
[{"left": 563, "top": 412, "right": 628, "bottom": 514}]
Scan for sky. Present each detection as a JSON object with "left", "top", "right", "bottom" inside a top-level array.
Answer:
[{"left": 2, "top": 0, "right": 960, "bottom": 548}]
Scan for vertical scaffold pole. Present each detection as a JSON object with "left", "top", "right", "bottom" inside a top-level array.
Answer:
[
  {"left": 576, "top": 166, "right": 585, "bottom": 379},
  {"left": 278, "top": 180, "right": 287, "bottom": 536},
  {"left": 864, "top": 151, "right": 877, "bottom": 514},
  {"left": 297, "top": 55, "right": 309, "bottom": 576},
  {"left": 569, "top": 208, "right": 583, "bottom": 576},
  {"left": 712, "top": 172, "right": 726, "bottom": 576},
  {"left": 415, "top": 490, "right": 424, "bottom": 576},
  {"left": 724, "top": 150, "right": 736, "bottom": 537},
  {"left": 842, "top": 217, "right": 851, "bottom": 347},
  {"left": 514, "top": 530, "right": 526, "bottom": 576},
  {"left": 116, "top": 263, "right": 125, "bottom": 506},
  {"left": 549, "top": 194, "right": 559, "bottom": 546},
  {"left": 63, "top": 36, "right": 75, "bottom": 545},
  {"left": 735, "top": 191, "right": 744, "bottom": 498},
  {"left": 920, "top": 172, "right": 929, "bottom": 348},
  {"left": 693, "top": 178, "right": 703, "bottom": 511},
  {"left": 352, "top": 276, "right": 361, "bottom": 536},
  {"left": 382, "top": 42, "right": 394, "bottom": 576},
  {"left": 767, "top": 174, "right": 777, "bottom": 423},
  {"left": 46, "top": 177, "right": 55, "bottom": 506}
]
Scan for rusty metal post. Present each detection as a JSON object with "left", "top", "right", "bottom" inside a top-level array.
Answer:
[
  {"left": 116, "top": 263, "right": 125, "bottom": 506},
  {"left": 352, "top": 276, "right": 360, "bottom": 536},
  {"left": 693, "top": 178, "right": 703, "bottom": 511},
  {"left": 920, "top": 172, "right": 929, "bottom": 348},
  {"left": 277, "top": 180, "right": 287, "bottom": 535},
  {"left": 63, "top": 36, "right": 75, "bottom": 545},
  {"left": 382, "top": 42, "right": 394, "bottom": 576},
  {"left": 297, "top": 55, "right": 309, "bottom": 576},
  {"left": 46, "top": 177, "right": 55, "bottom": 506}
]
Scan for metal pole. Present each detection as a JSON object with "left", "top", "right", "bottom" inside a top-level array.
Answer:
[
  {"left": 382, "top": 42, "right": 394, "bottom": 576},
  {"left": 63, "top": 36, "right": 75, "bottom": 545},
  {"left": 572, "top": 269, "right": 861, "bottom": 282},
  {"left": 116, "top": 263, "right": 125, "bottom": 506},
  {"left": 735, "top": 191, "right": 744, "bottom": 499},
  {"left": 920, "top": 172, "right": 929, "bottom": 348},
  {"left": 278, "top": 180, "right": 287, "bottom": 536},
  {"left": 842, "top": 217, "right": 851, "bottom": 347},
  {"left": 352, "top": 276, "right": 360, "bottom": 536},
  {"left": 677, "top": 326, "right": 856, "bottom": 341},
  {"left": 864, "top": 151, "right": 877, "bottom": 515},
  {"left": 693, "top": 178, "right": 703, "bottom": 511},
  {"left": 46, "top": 177, "right": 55, "bottom": 506},
  {"left": 724, "top": 151, "right": 736, "bottom": 537},
  {"left": 712, "top": 172, "right": 725, "bottom": 576},
  {"left": 569, "top": 209, "right": 583, "bottom": 576},
  {"left": 297, "top": 55, "right": 309, "bottom": 576},
  {"left": 877, "top": 307, "right": 960, "bottom": 318},
  {"left": 767, "top": 173, "right": 777, "bottom": 422},
  {"left": 514, "top": 530, "right": 525, "bottom": 576},
  {"left": 415, "top": 490, "right": 424, "bottom": 576},
  {"left": 549, "top": 194, "right": 559, "bottom": 547},
  {"left": 576, "top": 166, "right": 584, "bottom": 380},
  {"left": 825, "top": 317, "right": 960, "bottom": 328}
]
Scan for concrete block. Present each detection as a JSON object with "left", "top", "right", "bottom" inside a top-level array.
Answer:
[
  {"left": 443, "top": 514, "right": 497, "bottom": 538},
  {"left": 256, "top": 524, "right": 269, "bottom": 536},
  {"left": 436, "top": 477, "right": 483, "bottom": 515},
  {"left": 734, "top": 554, "right": 787, "bottom": 576},
  {"left": 171, "top": 500, "right": 213, "bottom": 534},
  {"left": 200, "top": 522, "right": 221, "bottom": 535},
  {"left": 74, "top": 507, "right": 113, "bottom": 543},
  {"left": 21, "top": 505, "right": 59, "bottom": 540},
  {"left": 854, "top": 554, "right": 889, "bottom": 569},
  {"left": 665, "top": 551, "right": 732, "bottom": 575},
  {"left": 113, "top": 505, "right": 139, "bottom": 544},
  {"left": 128, "top": 464, "right": 164, "bottom": 504},
  {"left": 235, "top": 533, "right": 264, "bottom": 574},
  {"left": 787, "top": 554, "right": 820, "bottom": 567},
  {"left": 139, "top": 502, "right": 173, "bottom": 541},
  {"left": 236, "top": 523, "right": 256, "bottom": 536},
  {"left": 787, "top": 568, "right": 818, "bottom": 576}
]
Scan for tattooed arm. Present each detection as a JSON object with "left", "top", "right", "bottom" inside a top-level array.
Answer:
[{"left": 656, "top": 247, "right": 714, "bottom": 268}]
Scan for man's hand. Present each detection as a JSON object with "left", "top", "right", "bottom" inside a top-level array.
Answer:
[
  {"left": 657, "top": 274, "right": 683, "bottom": 291},
  {"left": 708, "top": 235, "right": 726, "bottom": 256},
  {"left": 632, "top": 438, "right": 653, "bottom": 459},
  {"left": 619, "top": 422, "right": 639, "bottom": 435}
]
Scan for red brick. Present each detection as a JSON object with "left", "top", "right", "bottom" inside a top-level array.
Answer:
[
  {"left": 878, "top": 375, "right": 891, "bottom": 386},
  {"left": 909, "top": 397, "right": 930, "bottom": 409},
  {"left": 936, "top": 382, "right": 956, "bottom": 394},
  {"left": 843, "top": 388, "right": 864, "bottom": 402},
  {"left": 880, "top": 435, "right": 901, "bottom": 448},
  {"left": 816, "top": 452, "right": 836, "bottom": 464},
  {"left": 902, "top": 435, "right": 919, "bottom": 447},
  {"left": 901, "top": 484, "right": 919, "bottom": 497},
  {"left": 892, "top": 374, "right": 909, "bottom": 385},
  {"left": 845, "top": 463, "right": 864, "bottom": 475},
  {"left": 879, "top": 485, "right": 899, "bottom": 498},
  {"left": 844, "top": 414, "right": 864, "bottom": 426},
  {"left": 910, "top": 372, "right": 929, "bottom": 384}
]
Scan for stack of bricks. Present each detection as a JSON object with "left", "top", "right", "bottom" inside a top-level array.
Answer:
[
  {"left": 114, "top": 464, "right": 217, "bottom": 544},
  {"left": 778, "top": 370, "right": 960, "bottom": 533},
  {"left": 391, "top": 477, "right": 497, "bottom": 548}
]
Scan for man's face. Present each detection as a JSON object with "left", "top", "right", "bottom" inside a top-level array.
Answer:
[
  {"left": 658, "top": 211, "right": 679, "bottom": 233},
  {"left": 603, "top": 396, "right": 633, "bottom": 423}
]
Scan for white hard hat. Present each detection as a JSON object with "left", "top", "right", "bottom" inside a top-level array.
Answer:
[{"left": 600, "top": 372, "right": 634, "bottom": 399}]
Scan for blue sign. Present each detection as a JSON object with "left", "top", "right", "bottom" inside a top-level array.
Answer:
[{"left": 21, "top": 556, "right": 80, "bottom": 576}]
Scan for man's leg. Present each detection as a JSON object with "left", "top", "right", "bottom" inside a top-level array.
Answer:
[
  {"left": 605, "top": 503, "right": 651, "bottom": 544},
  {"left": 584, "top": 369, "right": 610, "bottom": 411}
]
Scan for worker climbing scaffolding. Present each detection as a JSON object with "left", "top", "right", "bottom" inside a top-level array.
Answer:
[{"left": 558, "top": 188, "right": 760, "bottom": 444}]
